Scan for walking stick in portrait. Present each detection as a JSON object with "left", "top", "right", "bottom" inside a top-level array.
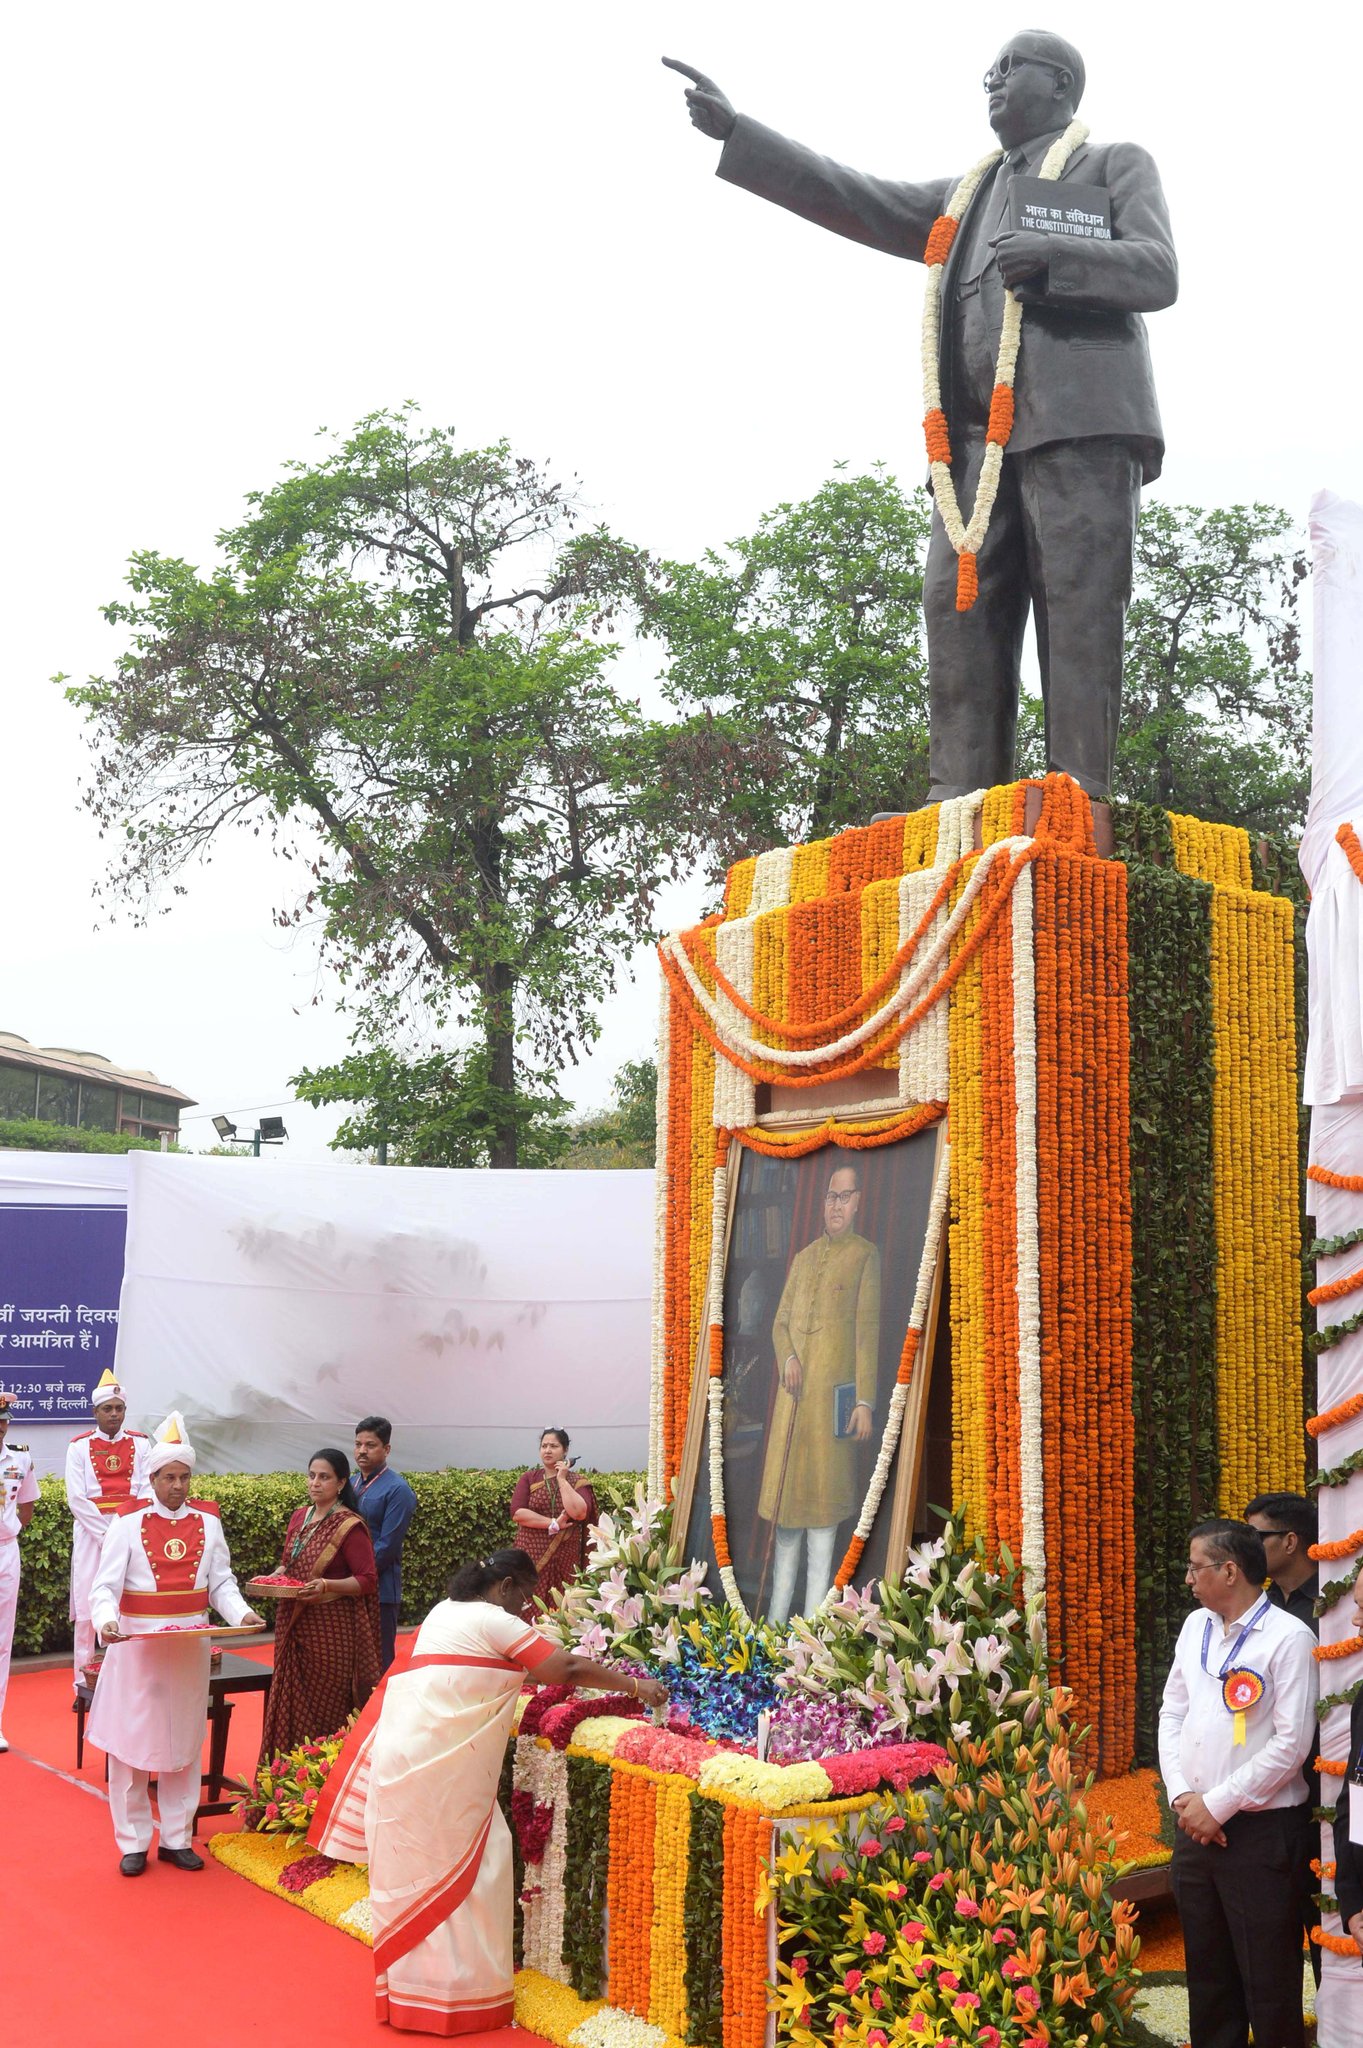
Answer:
[{"left": 755, "top": 1368, "right": 801, "bottom": 1613}]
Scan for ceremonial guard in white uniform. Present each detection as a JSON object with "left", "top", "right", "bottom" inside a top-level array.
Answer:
[
  {"left": 88, "top": 1414, "right": 263, "bottom": 1874},
  {"left": 65, "top": 1367, "right": 151, "bottom": 1686},
  {"left": 0, "top": 1390, "right": 40, "bottom": 1751}
]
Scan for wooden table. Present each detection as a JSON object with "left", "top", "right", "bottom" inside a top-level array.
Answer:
[{"left": 75, "top": 1650, "right": 273, "bottom": 1827}]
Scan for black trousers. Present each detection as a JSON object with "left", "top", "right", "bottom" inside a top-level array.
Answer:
[
  {"left": 1170, "top": 1804, "right": 1313, "bottom": 2048},
  {"left": 379, "top": 1600, "right": 399, "bottom": 1674},
  {"left": 922, "top": 434, "right": 1142, "bottom": 801}
]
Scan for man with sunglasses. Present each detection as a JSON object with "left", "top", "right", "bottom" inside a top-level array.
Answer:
[
  {"left": 665, "top": 32, "right": 1177, "bottom": 807},
  {"left": 1245, "top": 1494, "right": 1320, "bottom": 1633}
]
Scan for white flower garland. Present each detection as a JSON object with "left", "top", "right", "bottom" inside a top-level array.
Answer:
[
  {"left": 514, "top": 1737, "right": 570, "bottom": 1982},
  {"left": 569, "top": 2012, "right": 670, "bottom": 2048},
  {"left": 648, "top": 977, "right": 672, "bottom": 1496},
  {"left": 661, "top": 831, "right": 1033, "bottom": 1073},
  {"left": 1011, "top": 861, "right": 1045, "bottom": 1602},
  {"left": 921, "top": 123, "right": 1088, "bottom": 567},
  {"left": 708, "top": 1135, "right": 953, "bottom": 1622}
]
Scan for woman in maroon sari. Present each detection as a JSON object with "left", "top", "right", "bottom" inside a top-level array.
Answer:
[
  {"left": 509, "top": 1428, "right": 598, "bottom": 1610},
  {"left": 258, "top": 1448, "right": 382, "bottom": 1762}
]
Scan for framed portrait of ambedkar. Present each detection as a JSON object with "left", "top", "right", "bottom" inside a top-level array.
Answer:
[{"left": 672, "top": 1117, "right": 946, "bottom": 1626}]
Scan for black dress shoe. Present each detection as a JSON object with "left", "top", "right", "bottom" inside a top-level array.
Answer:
[
  {"left": 157, "top": 1845, "right": 204, "bottom": 1871},
  {"left": 119, "top": 1852, "right": 148, "bottom": 1876}
]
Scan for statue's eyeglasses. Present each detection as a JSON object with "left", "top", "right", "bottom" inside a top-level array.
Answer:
[
  {"left": 983, "top": 54, "right": 1069, "bottom": 91},
  {"left": 824, "top": 1189, "right": 859, "bottom": 1206}
]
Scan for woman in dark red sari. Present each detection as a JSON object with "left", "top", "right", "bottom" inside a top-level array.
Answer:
[
  {"left": 509, "top": 1428, "right": 598, "bottom": 1611},
  {"left": 258, "top": 1448, "right": 382, "bottom": 1762}
]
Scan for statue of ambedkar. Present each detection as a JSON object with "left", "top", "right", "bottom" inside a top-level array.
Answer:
[{"left": 666, "top": 32, "right": 1178, "bottom": 802}]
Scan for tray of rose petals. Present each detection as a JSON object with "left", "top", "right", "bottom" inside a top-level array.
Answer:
[
  {"left": 244, "top": 1575, "right": 307, "bottom": 1599},
  {"left": 110, "top": 1622, "right": 265, "bottom": 1641}
]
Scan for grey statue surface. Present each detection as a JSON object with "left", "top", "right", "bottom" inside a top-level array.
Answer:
[{"left": 664, "top": 33, "right": 1177, "bottom": 802}]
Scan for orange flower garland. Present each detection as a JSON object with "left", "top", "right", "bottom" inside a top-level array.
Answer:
[
  {"left": 721, "top": 1806, "right": 769, "bottom": 2048},
  {"left": 1337, "top": 821, "right": 1363, "bottom": 883},
  {"left": 606, "top": 1768, "right": 657, "bottom": 2014},
  {"left": 1308, "top": 1391, "right": 1363, "bottom": 1439},
  {"left": 1316, "top": 1633, "right": 1363, "bottom": 1662},
  {"left": 1311, "top": 1529, "right": 1363, "bottom": 1561},
  {"left": 1310, "top": 1164, "right": 1363, "bottom": 1194},
  {"left": 1309, "top": 1267, "right": 1363, "bottom": 1311}
]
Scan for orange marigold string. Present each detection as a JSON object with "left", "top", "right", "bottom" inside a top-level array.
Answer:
[
  {"left": 732, "top": 1103, "right": 945, "bottom": 1160},
  {"left": 1308, "top": 1390, "right": 1363, "bottom": 1439},
  {"left": 1337, "top": 822, "right": 1363, "bottom": 884},
  {"left": 1311, "top": 1529, "right": 1363, "bottom": 1561},
  {"left": 923, "top": 215, "right": 958, "bottom": 266},
  {"left": 987, "top": 385, "right": 1015, "bottom": 444},
  {"left": 1315, "top": 1758, "right": 1348, "bottom": 1776},
  {"left": 1316, "top": 1633, "right": 1363, "bottom": 1662},
  {"left": 924, "top": 409, "right": 952, "bottom": 466},
  {"left": 956, "top": 551, "right": 979, "bottom": 611},
  {"left": 1308, "top": 1267, "right": 1363, "bottom": 1311},
  {"left": 1314, "top": 1929, "right": 1361, "bottom": 1956},
  {"left": 1310, "top": 1164, "right": 1363, "bottom": 1194}
]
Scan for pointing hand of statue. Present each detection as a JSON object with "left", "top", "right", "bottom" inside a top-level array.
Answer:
[
  {"left": 662, "top": 58, "right": 737, "bottom": 142},
  {"left": 989, "top": 230, "right": 1051, "bottom": 289},
  {"left": 848, "top": 1402, "right": 873, "bottom": 1442},
  {"left": 782, "top": 1354, "right": 803, "bottom": 1398}
]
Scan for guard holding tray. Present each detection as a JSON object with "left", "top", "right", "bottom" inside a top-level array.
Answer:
[{"left": 88, "top": 1412, "right": 263, "bottom": 1875}]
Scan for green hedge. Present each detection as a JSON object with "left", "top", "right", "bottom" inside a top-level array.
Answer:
[{"left": 14, "top": 1468, "right": 643, "bottom": 1656}]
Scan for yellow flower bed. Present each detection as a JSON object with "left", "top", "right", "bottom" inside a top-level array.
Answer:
[{"left": 207, "top": 1830, "right": 371, "bottom": 1943}]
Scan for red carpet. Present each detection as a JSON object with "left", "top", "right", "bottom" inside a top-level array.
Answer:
[{"left": 3, "top": 1657, "right": 547, "bottom": 2047}]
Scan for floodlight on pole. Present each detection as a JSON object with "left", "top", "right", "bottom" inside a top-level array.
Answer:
[{"left": 212, "top": 1115, "right": 238, "bottom": 1141}]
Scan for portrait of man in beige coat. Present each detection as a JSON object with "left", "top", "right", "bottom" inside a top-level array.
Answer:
[{"left": 757, "top": 1161, "right": 881, "bottom": 1623}]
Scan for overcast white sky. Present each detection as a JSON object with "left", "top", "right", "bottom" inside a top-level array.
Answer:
[{"left": 4, "top": 2, "right": 1360, "bottom": 1161}]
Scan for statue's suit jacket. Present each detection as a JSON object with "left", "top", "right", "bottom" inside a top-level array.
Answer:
[{"left": 717, "top": 117, "right": 1178, "bottom": 483}]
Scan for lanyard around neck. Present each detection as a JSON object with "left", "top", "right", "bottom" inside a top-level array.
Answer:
[{"left": 1201, "top": 1595, "right": 1270, "bottom": 1680}]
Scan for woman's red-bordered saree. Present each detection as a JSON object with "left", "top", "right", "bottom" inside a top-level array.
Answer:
[{"left": 311, "top": 1599, "right": 555, "bottom": 2037}]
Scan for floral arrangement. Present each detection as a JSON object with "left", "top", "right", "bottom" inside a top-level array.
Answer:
[
  {"left": 778, "top": 1520, "right": 1044, "bottom": 1754},
  {"left": 238, "top": 1719, "right": 354, "bottom": 1843},
  {"left": 545, "top": 1485, "right": 712, "bottom": 1668},
  {"left": 767, "top": 1694, "right": 1139, "bottom": 2048}
]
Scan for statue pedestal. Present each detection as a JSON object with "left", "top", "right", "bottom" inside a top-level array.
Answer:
[{"left": 654, "top": 774, "right": 1307, "bottom": 1772}]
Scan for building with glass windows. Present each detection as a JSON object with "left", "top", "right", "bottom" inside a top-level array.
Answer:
[{"left": 0, "top": 1032, "right": 195, "bottom": 1141}]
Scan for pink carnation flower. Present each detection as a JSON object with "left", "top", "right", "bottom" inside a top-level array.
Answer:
[
  {"left": 902, "top": 1920, "right": 927, "bottom": 1941},
  {"left": 792, "top": 1958, "right": 807, "bottom": 1978},
  {"left": 830, "top": 1865, "right": 850, "bottom": 1882},
  {"left": 993, "top": 1928, "right": 1017, "bottom": 1947},
  {"left": 955, "top": 1896, "right": 980, "bottom": 1919},
  {"left": 928, "top": 1871, "right": 947, "bottom": 1891},
  {"left": 843, "top": 1970, "right": 864, "bottom": 1994},
  {"left": 979, "top": 2030, "right": 1001, "bottom": 2048},
  {"left": 938, "top": 1972, "right": 960, "bottom": 1992},
  {"left": 884, "top": 1882, "right": 907, "bottom": 1900},
  {"left": 913, "top": 1850, "right": 933, "bottom": 1864},
  {"left": 863, "top": 1932, "right": 887, "bottom": 1955},
  {"left": 1016, "top": 1986, "right": 1041, "bottom": 2015},
  {"left": 868, "top": 2033, "right": 889, "bottom": 2048},
  {"left": 953, "top": 1992, "right": 981, "bottom": 2010},
  {"left": 884, "top": 1815, "right": 906, "bottom": 1833},
  {"left": 861, "top": 1839, "right": 884, "bottom": 1858}
]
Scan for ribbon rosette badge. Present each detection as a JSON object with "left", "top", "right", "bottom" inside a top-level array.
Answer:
[{"left": 1222, "top": 1666, "right": 1264, "bottom": 1745}]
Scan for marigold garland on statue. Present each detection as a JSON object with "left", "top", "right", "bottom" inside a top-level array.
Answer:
[{"left": 920, "top": 121, "right": 1088, "bottom": 609}]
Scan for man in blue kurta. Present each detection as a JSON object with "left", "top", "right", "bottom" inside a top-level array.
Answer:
[{"left": 353, "top": 1416, "right": 417, "bottom": 1671}]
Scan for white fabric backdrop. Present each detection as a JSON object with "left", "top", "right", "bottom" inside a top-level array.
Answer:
[
  {"left": 1302, "top": 495, "right": 1363, "bottom": 2047},
  {"left": 111, "top": 1154, "right": 654, "bottom": 1477}
]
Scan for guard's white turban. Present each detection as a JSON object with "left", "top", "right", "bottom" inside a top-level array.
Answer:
[{"left": 148, "top": 1410, "right": 197, "bottom": 1475}]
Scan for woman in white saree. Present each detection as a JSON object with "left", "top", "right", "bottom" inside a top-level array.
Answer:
[{"left": 311, "top": 1547, "right": 666, "bottom": 2038}]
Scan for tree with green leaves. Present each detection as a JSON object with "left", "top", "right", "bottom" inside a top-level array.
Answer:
[
  {"left": 554, "top": 1057, "right": 658, "bottom": 1169},
  {"left": 643, "top": 466, "right": 933, "bottom": 873},
  {"left": 64, "top": 410, "right": 691, "bottom": 1167}
]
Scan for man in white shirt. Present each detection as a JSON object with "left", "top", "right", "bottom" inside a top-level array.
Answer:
[
  {"left": 0, "top": 1390, "right": 40, "bottom": 1751},
  {"left": 65, "top": 1367, "right": 151, "bottom": 1688},
  {"left": 88, "top": 1416, "right": 262, "bottom": 1874},
  {"left": 1159, "top": 1518, "right": 1317, "bottom": 2048}
]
